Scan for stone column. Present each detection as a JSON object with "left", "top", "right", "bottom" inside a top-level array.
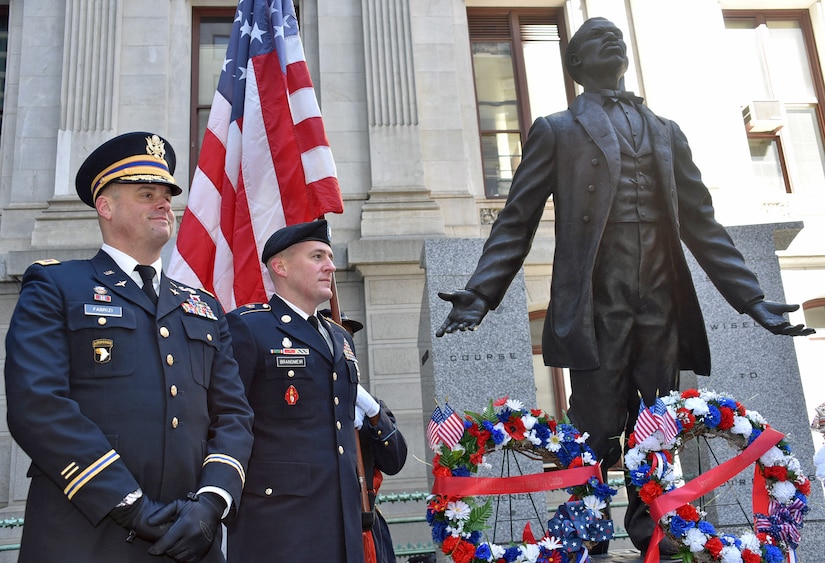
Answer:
[
  {"left": 359, "top": 0, "right": 444, "bottom": 237},
  {"left": 26, "top": 0, "right": 121, "bottom": 258}
]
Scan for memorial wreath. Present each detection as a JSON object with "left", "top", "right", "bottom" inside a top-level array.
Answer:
[
  {"left": 626, "top": 388, "right": 810, "bottom": 563},
  {"left": 427, "top": 397, "right": 616, "bottom": 563}
]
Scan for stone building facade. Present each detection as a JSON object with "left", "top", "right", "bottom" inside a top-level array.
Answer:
[{"left": 0, "top": 0, "right": 824, "bottom": 556}]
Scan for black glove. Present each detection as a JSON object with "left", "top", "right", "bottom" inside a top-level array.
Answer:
[
  {"left": 109, "top": 494, "right": 178, "bottom": 542},
  {"left": 148, "top": 492, "right": 224, "bottom": 562}
]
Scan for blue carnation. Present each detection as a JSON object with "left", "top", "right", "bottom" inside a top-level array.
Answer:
[
  {"left": 452, "top": 465, "right": 471, "bottom": 477},
  {"left": 475, "top": 543, "right": 492, "bottom": 559},
  {"left": 464, "top": 419, "right": 473, "bottom": 429},
  {"left": 497, "top": 407, "right": 513, "bottom": 423},
  {"left": 593, "top": 481, "right": 617, "bottom": 501},
  {"left": 720, "top": 534, "right": 741, "bottom": 548},
  {"left": 482, "top": 420, "right": 496, "bottom": 433},
  {"left": 704, "top": 405, "right": 721, "bottom": 428},
  {"left": 468, "top": 530, "right": 481, "bottom": 544},
  {"left": 763, "top": 544, "right": 784, "bottom": 563},
  {"left": 669, "top": 515, "right": 694, "bottom": 537},
  {"left": 425, "top": 508, "right": 435, "bottom": 524},
  {"left": 533, "top": 424, "right": 551, "bottom": 445},
  {"left": 718, "top": 397, "right": 737, "bottom": 409},
  {"left": 697, "top": 520, "right": 716, "bottom": 535},
  {"left": 555, "top": 443, "right": 576, "bottom": 466},
  {"left": 503, "top": 546, "right": 522, "bottom": 562},
  {"left": 490, "top": 426, "right": 507, "bottom": 445},
  {"left": 630, "top": 464, "right": 652, "bottom": 486},
  {"left": 431, "top": 520, "right": 448, "bottom": 543}
]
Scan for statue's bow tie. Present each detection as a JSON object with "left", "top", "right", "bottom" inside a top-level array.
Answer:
[{"left": 599, "top": 89, "right": 644, "bottom": 105}]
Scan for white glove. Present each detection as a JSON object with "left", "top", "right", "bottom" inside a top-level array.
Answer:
[
  {"left": 356, "top": 384, "right": 380, "bottom": 418},
  {"left": 354, "top": 404, "right": 365, "bottom": 430}
]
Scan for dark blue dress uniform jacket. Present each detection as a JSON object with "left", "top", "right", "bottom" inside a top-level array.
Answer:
[
  {"left": 225, "top": 295, "right": 363, "bottom": 563},
  {"left": 4, "top": 251, "right": 254, "bottom": 562}
]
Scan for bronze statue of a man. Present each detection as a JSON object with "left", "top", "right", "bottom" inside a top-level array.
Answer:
[{"left": 437, "top": 17, "right": 813, "bottom": 556}]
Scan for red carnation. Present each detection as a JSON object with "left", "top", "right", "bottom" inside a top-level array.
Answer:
[
  {"left": 677, "top": 408, "right": 696, "bottom": 431},
  {"left": 441, "top": 535, "right": 460, "bottom": 554},
  {"left": 433, "top": 464, "right": 452, "bottom": 478},
  {"left": 531, "top": 409, "right": 543, "bottom": 417},
  {"left": 676, "top": 504, "right": 700, "bottom": 522},
  {"left": 705, "top": 537, "right": 724, "bottom": 558},
  {"left": 451, "top": 540, "right": 477, "bottom": 563},
  {"left": 548, "top": 419, "right": 557, "bottom": 432},
  {"left": 797, "top": 478, "right": 811, "bottom": 496},
  {"left": 742, "top": 549, "right": 761, "bottom": 563},
  {"left": 470, "top": 450, "right": 485, "bottom": 465},
  {"left": 627, "top": 432, "right": 637, "bottom": 449},
  {"left": 639, "top": 481, "right": 664, "bottom": 504},
  {"left": 764, "top": 465, "right": 788, "bottom": 481},
  {"left": 569, "top": 456, "right": 584, "bottom": 468},
  {"left": 718, "top": 407, "right": 735, "bottom": 430},
  {"left": 681, "top": 389, "right": 700, "bottom": 398}
]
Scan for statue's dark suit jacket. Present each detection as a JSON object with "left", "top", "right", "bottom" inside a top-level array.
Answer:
[{"left": 467, "top": 94, "right": 764, "bottom": 375}]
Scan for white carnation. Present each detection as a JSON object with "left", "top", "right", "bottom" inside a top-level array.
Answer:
[
  {"left": 760, "top": 446, "right": 785, "bottom": 466},
  {"left": 720, "top": 545, "right": 744, "bottom": 563},
  {"left": 521, "top": 414, "right": 537, "bottom": 431},
  {"left": 684, "top": 528, "right": 708, "bottom": 552},
  {"left": 770, "top": 479, "right": 797, "bottom": 504},
  {"left": 490, "top": 544, "right": 506, "bottom": 559},
  {"left": 638, "top": 434, "right": 664, "bottom": 451},
  {"left": 575, "top": 431, "right": 590, "bottom": 444},
  {"left": 525, "top": 429, "right": 542, "bottom": 446},
  {"left": 624, "top": 448, "right": 646, "bottom": 470},
  {"left": 684, "top": 397, "right": 709, "bottom": 416},
  {"left": 747, "top": 410, "right": 767, "bottom": 426},
  {"left": 731, "top": 416, "right": 753, "bottom": 438},
  {"left": 739, "top": 532, "right": 760, "bottom": 551}
]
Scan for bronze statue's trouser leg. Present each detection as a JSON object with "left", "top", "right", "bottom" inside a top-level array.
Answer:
[{"left": 566, "top": 223, "right": 679, "bottom": 553}]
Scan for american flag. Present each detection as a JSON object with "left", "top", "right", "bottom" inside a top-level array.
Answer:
[
  {"left": 439, "top": 403, "right": 466, "bottom": 449},
  {"left": 168, "top": 0, "right": 343, "bottom": 310},
  {"left": 426, "top": 406, "right": 445, "bottom": 451},
  {"left": 634, "top": 397, "right": 678, "bottom": 443}
]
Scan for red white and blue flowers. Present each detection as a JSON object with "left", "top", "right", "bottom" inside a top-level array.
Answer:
[
  {"left": 427, "top": 397, "right": 616, "bottom": 563},
  {"left": 626, "top": 389, "right": 810, "bottom": 563}
]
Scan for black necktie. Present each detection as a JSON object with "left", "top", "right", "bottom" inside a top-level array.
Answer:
[
  {"left": 134, "top": 265, "right": 158, "bottom": 305},
  {"left": 307, "top": 315, "right": 321, "bottom": 331}
]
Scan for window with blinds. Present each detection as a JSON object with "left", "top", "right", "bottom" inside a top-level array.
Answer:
[{"left": 468, "top": 9, "right": 570, "bottom": 198}]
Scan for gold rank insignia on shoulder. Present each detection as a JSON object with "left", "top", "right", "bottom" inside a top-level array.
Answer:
[{"left": 33, "top": 258, "right": 60, "bottom": 266}]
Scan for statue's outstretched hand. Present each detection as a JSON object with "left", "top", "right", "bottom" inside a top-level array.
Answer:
[
  {"left": 435, "top": 290, "right": 490, "bottom": 337},
  {"left": 745, "top": 300, "right": 816, "bottom": 337}
]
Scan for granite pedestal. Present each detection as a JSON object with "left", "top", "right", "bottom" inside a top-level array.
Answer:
[
  {"left": 680, "top": 222, "right": 824, "bottom": 561},
  {"left": 419, "top": 238, "right": 548, "bottom": 550}
]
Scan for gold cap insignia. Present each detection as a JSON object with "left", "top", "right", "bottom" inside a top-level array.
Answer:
[{"left": 146, "top": 134, "right": 166, "bottom": 161}]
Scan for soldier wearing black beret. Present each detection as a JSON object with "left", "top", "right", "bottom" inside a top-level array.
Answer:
[
  {"left": 5, "top": 131, "right": 254, "bottom": 562},
  {"left": 225, "top": 220, "right": 376, "bottom": 563}
]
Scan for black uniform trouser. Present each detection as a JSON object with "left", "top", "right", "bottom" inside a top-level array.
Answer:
[{"left": 566, "top": 222, "right": 679, "bottom": 552}]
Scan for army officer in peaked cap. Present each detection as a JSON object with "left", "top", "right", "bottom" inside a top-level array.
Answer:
[
  {"left": 225, "top": 220, "right": 367, "bottom": 563},
  {"left": 5, "top": 131, "right": 254, "bottom": 562}
]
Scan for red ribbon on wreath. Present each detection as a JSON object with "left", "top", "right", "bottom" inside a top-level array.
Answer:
[
  {"left": 431, "top": 463, "right": 603, "bottom": 497},
  {"left": 644, "top": 426, "right": 784, "bottom": 563}
]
